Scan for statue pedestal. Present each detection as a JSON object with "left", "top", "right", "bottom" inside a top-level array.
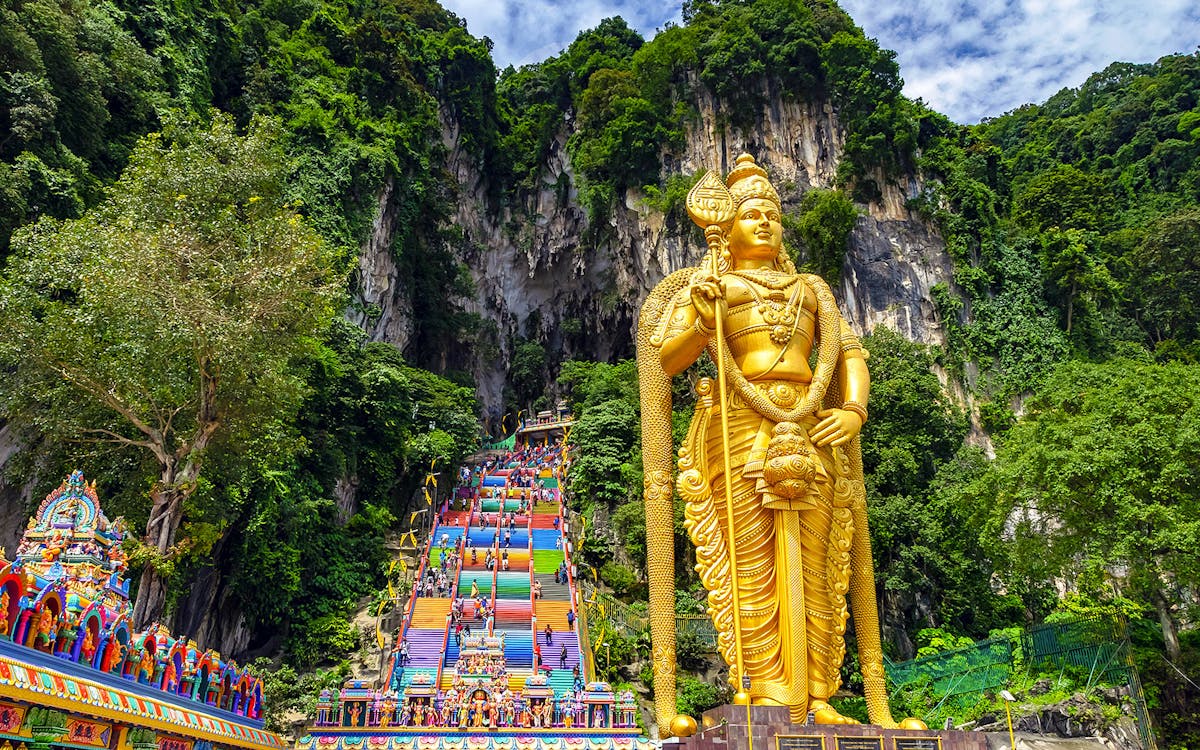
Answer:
[{"left": 670, "top": 705, "right": 988, "bottom": 750}]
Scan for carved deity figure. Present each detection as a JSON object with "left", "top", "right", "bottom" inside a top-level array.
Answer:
[
  {"left": 639, "top": 155, "right": 920, "bottom": 731},
  {"left": 34, "top": 608, "right": 56, "bottom": 651},
  {"left": 139, "top": 647, "right": 155, "bottom": 681},
  {"left": 79, "top": 627, "right": 96, "bottom": 663},
  {"left": 0, "top": 591, "right": 9, "bottom": 636},
  {"left": 41, "top": 532, "right": 66, "bottom": 562}
]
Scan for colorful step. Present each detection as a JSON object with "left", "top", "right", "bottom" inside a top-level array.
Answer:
[
  {"left": 530, "top": 529, "right": 561, "bottom": 550},
  {"left": 457, "top": 571, "right": 492, "bottom": 595},
  {"left": 497, "top": 549, "right": 530, "bottom": 568},
  {"left": 395, "top": 666, "right": 438, "bottom": 689},
  {"left": 534, "top": 573, "right": 570, "bottom": 601},
  {"left": 531, "top": 549, "right": 565, "bottom": 574},
  {"left": 398, "top": 629, "right": 445, "bottom": 668},
  {"left": 410, "top": 599, "right": 452, "bottom": 629},
  {"left": 534, "top": 600, "right": 573, "bottom": 626},
  {"left": 495, "top": 629, "right": 533, "bottom": 668}
]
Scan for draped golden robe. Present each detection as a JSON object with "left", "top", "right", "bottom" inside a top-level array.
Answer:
[
  {"left": 678, "top": 380, "right": 859, "bottom": 706},
  {"left": 665, "top": 268, "right": 862, "bottom": 705}
]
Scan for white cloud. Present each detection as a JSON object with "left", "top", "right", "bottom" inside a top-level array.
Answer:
[
  {"left": 442, "top": 0, "right": 1200, "bottom": 123},
  {"left": 440, "top": 0, "right": 683, "bottom": 69},
  {"left": 838, "top": 0, "right": 1200, "bottom": 122}
]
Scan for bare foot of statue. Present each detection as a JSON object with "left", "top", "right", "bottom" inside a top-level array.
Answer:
[{"left": 809, "top": 701, "right": 860, "bottom": 725}]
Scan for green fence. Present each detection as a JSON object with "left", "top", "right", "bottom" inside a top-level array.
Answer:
[
  {"left": 676, "top": 614, "right": 719, "bottom": 650},
  {"left": 887, "top": 635, "right": 1015, "bottom": 708},
  {"left": 887, "top": 616, "right": 1155, "bottom": 749},
  {"left": 580, "top": 581, "right": 719, "bottom": 652},
  {"left": 482, "top": 434, "right": 516, "bottom": 451}
]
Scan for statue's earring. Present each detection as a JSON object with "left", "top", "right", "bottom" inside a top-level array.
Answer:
[{"left": 718, "top": 247, "right": 732, "bottom": 274}]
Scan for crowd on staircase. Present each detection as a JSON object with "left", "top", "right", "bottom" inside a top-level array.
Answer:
[{"left": 360, "top": 437, "right": 633, "bottom": 730}]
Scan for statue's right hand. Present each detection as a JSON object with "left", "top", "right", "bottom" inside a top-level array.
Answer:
[{"left": 689, "top": 274, "right": 724, "bottom": 329}]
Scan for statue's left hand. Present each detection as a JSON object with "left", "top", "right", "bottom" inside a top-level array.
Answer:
[{"left": 811, "top": 408, "right": 863, "bottom": 447}]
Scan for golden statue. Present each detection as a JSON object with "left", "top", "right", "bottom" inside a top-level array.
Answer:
[{"left": 638, "top": 155, "right": 920, "bottom": 731}]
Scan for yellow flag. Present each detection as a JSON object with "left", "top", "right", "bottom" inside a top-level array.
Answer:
[{"left": 410, "top": 510, "right": 421, "bottom": 525}]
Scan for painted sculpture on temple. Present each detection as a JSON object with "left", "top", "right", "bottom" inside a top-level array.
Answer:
[
  {"left": 321, "top": 673, "right": 621, "bottom": 731},
  {"left": 0, "top": 471, "right": 264, "bottom": 719},
  {"left": 639, "top": 155, "right": 923, "bottom": 731}
]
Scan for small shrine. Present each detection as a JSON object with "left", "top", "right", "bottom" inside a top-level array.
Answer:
[
  {"left": 0, "top": 471, "right": 282, "bottom": 750},
  {"left": 453, "top": 635, "right": 506, "bottom": 682},
  {"left": 580, "top": 682, "right": 616, "bottom": 728}
]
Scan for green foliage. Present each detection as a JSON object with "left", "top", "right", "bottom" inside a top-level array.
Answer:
[
  {"left": 914, "top": 627, "right": 974, "bottom": 658},
  {"left": 922, "top": 52, "right": 1200, "bottom": 381},
  {"left": 786, "top": 187, "right": 858, "bottom": 283},
  {"left": 498, "top": 0, "right": 917, "bottom": 221},
  {"left": 821, "top": 30, "right": 919, "bottom": 195},
  {"left": 1128, "top": 205, "right": 1200, "bottom": 347},
  {"left": 591, "top": 626, "right": 643, "bottom": 682},
  {"left": 859, "top": 328, "right": 1025, "bottom": 638},
  {"left": 641, "top": 172, "right": 702, "bottom": 229},
  {"left": 674, "top": 628, "right": 710, "bottom": 671},
  {"left": 287, "top": 614, "right": 362, "bottom": 669},
  {"left": 973, "top": 358, "right": 1200, "bottom": 636},
  {"left": 251, "top": 658, "right": 351, "bottom": 731},
  {"left": 599, "top": 561, "right": 640, "bottom": 597},
  {"left": 566, "top": 397, "right": 639, "bottom": 511},
  {"left": 675, "top": 673, "right": 727, "bottom": 718},
  {"left": 685, "top": 0, "right": 850, "bottom": 119},
  {"left": 0, "top": 113, "right": 343, "bottom": 615},
  {"left": 509, "top": 339, "right": 548, "bottom": 410},
  {"left": 0, "top": 0, "right": 165, "bottom": 255},
  {"left": 828, "top": 696, "right": 869, "bottom": 722},
  {"left": 1013, "top": 164, "right": 1111, "bottom": 232},
  {"left": 560, "top": 360, "right": 641, "bottom": 513},
  {"left": 610, "top": 499, "right": 647, "bottom": 566}
]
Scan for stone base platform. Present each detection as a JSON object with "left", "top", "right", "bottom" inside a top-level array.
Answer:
[{"left": 671, "top": 705, "right": 989, "bottom": 750}]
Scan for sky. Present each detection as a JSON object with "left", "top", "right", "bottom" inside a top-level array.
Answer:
[{"left": 439, "top": 0, "right": 1200, "bottom": 124}]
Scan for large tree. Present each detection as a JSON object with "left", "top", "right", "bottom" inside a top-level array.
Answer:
[
  {"left": 975, "top": 358, "right": 1200, "bottom": 658},
  {"left": 0, "top": 112, "right": 344, "bottom": 625}
]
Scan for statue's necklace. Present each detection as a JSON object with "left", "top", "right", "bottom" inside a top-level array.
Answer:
[
  {"left": 731, "top": 270, "right": 805, "bottom": 346},
  {"left": 731, "top": 266, "right": 794, "bottom": 290}
]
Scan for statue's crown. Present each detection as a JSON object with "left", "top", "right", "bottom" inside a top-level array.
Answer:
[{"left": 726, "top": 153, "right": 780, "bottom": 209}]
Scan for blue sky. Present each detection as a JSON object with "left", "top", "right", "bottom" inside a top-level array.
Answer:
[{"left": 439, "top": 0, "right": 1200, "bottom": 123}]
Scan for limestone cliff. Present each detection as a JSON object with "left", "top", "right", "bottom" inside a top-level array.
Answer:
[{"left": 354, "top": 81, "right": 955, "bottom": 417}]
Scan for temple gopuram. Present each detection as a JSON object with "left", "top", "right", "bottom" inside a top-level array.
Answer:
[
  {"left": 0, "top": 471, "right": 283, "bottom": 750},
  {"left": 295, "top": 439, "right": 653, "bottom": 750}
]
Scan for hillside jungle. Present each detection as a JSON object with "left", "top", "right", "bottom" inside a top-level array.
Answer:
[{"left": 0, "top": 0, "right": 1198, "bottom": 742}]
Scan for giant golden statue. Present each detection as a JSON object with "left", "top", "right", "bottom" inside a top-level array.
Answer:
[{"left": 638, "top": 155, "right": 916, "bottom": 732}]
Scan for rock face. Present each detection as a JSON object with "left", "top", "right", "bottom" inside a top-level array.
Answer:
[{"left": 354, "top": 82, "right": 955, "bottom": 416}]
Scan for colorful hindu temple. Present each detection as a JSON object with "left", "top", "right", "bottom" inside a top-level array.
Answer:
[
  {"left": 0, "top": 471, "right": 283, "bottom": 750},
  {"left": 295, "top": 438, "right": 654, "bottom": 750}
]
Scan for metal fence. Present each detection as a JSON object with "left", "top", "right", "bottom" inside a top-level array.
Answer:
[
  {"left": 887, "top": 616, "right": 1156, "bottom": 749},
  {"left": 581, "top": 581, "right": 720, "bottom": 654}
]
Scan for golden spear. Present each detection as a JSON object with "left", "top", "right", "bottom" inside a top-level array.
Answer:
[{"left": 684, "top": 171, "right": 750, "bottom": 704}]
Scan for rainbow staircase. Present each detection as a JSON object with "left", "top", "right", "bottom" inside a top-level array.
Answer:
[{"left": 385, "top": 446, "right": 585, "bottom": 706}]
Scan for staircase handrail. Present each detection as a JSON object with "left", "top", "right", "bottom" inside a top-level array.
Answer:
[
  {"left": 528, "top": 492, "right": 539, "bottom": 677},
  {"left": 489, "top": 481, "right": 502, "bottom": 632},
  {"left": 435, "top": 490, "right": 473, "bottom": 692}
]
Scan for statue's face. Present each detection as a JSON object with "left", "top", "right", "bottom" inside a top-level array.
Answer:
[{"left": 728, "top": 198, "right": 783, "bottom": 262}]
